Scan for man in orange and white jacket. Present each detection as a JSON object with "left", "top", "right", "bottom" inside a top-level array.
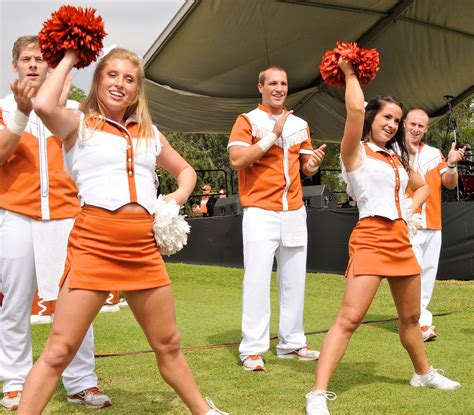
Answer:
[
  {"left": 404, "top": 109, "right": 465, "bottom": 341},
  {"left": 228, "top": 65, "right": 326, "bottom": 371},
  {"left": 0, "top": 35, "right": 110, "bottom": 411}
]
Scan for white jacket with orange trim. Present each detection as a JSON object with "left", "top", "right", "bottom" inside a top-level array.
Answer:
[{"left": 408, "top": 142, "right": 446, "bottom": 230}]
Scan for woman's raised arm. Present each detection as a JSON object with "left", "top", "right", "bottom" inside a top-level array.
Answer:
[
  {"left": 339, "top": 59, "right": 365, "bottom": 172},
  {"left": 34, "top": 50, "right": 81, "bottom": 145}
]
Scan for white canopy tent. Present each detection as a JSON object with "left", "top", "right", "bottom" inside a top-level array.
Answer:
[{"left": 143, "top": 0, "right": 474, "bottom": 141}]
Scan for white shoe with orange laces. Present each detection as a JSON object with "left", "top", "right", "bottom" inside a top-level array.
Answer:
[
  {"left": 67, "top": 387, "right": 112, "bottom": 409},
  {"left": 242, "top": 355, "right": 265, "bottom": 371},
  {"left": 2, "top": 391, "right": 21, "bottom": 411}
]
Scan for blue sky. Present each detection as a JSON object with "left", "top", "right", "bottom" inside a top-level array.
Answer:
[{"left": 0, "top": 0, "right": 184, "bottom": 97}]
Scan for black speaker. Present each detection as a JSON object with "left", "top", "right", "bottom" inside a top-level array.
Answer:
[
  {"left": 213, "top": 194, "right": 242, "bottom": 216},
  {"left": 303, "top": 185, "right": 337, "bottom": 209}
]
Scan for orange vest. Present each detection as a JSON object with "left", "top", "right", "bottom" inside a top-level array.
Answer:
[
  {"left": 228, "top": 104, "right": 313, "bottom": 211},
  {"left": 408, "top": 142, "right": 446, "bottom": 230},
  {"left": 0, "top": 96, "right": 80, "bottom": 220}
]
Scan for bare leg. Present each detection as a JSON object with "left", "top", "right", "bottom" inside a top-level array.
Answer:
[
  {"left": 313, "top": 273, "right": 382, "bottom": 391},
  {"left": 123, "top": 286, "right": 210, "bottom": 415},
  {"left": 387, "top": 275, "right": 430, "bottom": 374},
  {"left": 17, "top": 285, "right": 108, "bottom": 415}
]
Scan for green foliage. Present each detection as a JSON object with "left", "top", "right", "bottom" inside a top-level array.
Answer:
[
  {"left": 159, "top": 132, "right": 233, "bottom": 192},
  {"left": 32, "top": 263, "right": 474, "bottom": 414},
  {"left": 158, "top": 132, "right": 237, "bottom": 211},
  {"left": 68, "top": 84, "right": 87, "bottom": 103},
  {"left": 315, "top": 141, "right": 347, "bottom": 203},
  {"left": 425, "top": 100, "right": 474, "bottom": 151}
]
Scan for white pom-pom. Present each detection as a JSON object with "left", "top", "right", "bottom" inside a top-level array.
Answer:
[
  {"left": 153, "top": 195, "right": 190, "bottom": 256},
  {"left": 404, "top": 195, "right": 423, "bottom": 239}
]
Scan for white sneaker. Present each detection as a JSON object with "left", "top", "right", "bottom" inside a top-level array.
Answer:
[
  {"left": 242, "top": 355, "right": 265, "bottom": 371},
  {"left": 30, "top": 314, "right": 53, "bottom": 325},
  {"left": 99, "top": 304, "right": 120, "bottom": 314},
  {"left": 279, "top": 346, "right": 320, "bottom": 361},
  {"left": 2, "top": 391, "right": 21, "bottom": 411},
  {"left": 67, "top": 387, "right": 112, "bottom": 409},
  {"left": 421, "top": 325, "right": 437, "bottom": 342},
  {"left": 410, "top": 367, "right": 460, "bottom": 390},
  {"left": 118, "top": 298, "right": 128, "bottom": 308},
  {"left": 205, "top": 397, "right": 229, "bottom": 414},
  {"left": 305, "top": 390, "right": 337, "bottom": 415}
]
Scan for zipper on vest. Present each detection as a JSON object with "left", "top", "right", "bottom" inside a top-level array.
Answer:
[{"left": 37, "top": 114, "right": 50, "bottom": 220}]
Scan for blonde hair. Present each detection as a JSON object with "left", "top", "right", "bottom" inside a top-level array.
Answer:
[
  {"left": 258, "top": 65, "right": 287, "bottom": 85},
  {"left": 12, "top": 35, "right": 38, "bottom": 61},
  {"left": 80, "top": 47, "right": 154, "bottom": 139}
]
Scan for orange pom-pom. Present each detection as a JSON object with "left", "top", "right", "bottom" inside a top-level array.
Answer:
[
  {"left": 319, "top": 41, "right": 379, "bottom": 88},
  {"left": 355, "top": 47, "right": 380, "bottom": 85},
  {"left": 38, "top": 5, "right": 107, "bottom": 69}
]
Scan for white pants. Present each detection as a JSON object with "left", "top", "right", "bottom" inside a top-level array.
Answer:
[
  {"left": 0, "top": 209, "right": 98, "bottom": 394},
  {"left": 411, "top": 229, "right": 442, "bottom": 327},
  {"left": 239, "top": 207, "right": 308, "bottom": 361}
]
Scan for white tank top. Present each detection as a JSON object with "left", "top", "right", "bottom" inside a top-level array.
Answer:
[
  {"left": 64, "top": 113, "right": 161, "bottom": 214},
  {"left": 341, "top": 142, "right": 409, "bottom": 221}
]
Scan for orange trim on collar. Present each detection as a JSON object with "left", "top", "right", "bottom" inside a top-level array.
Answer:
[{"left": 257, "top": 103, "right": 287, "bottom": 116}]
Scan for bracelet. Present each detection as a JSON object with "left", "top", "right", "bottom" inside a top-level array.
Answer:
[
  {"left": 257, "top": 132, "right": 278, "bottom": 152},
  {"left": 5, "top": 109, "right": 29, "bottom": 136},
  {"left": 446, "top": 164, "right": 457, "bottom": 175}
]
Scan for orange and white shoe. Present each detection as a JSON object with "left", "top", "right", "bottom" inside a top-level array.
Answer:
[
  {"left": 242, "top": 355, "right": 265, "bottom": 371},
  {"left": 421, "top": 325, "right": 437, "bottom": 342},
  {"left": 67, "top": 387, "right": 112, "bottom": 409},
  {"left": 2, "top": 391, "right": 21, "bottom": 411}
]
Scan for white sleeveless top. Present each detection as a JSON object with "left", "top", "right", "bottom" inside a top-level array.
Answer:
[
  {"left": 341, "top": 142, "right": 409, "bottom": 222},
  {"left": 64, "top": 113, "right": 161, "bottom": 214}
]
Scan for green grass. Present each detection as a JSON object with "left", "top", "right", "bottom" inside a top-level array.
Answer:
[{"left": 31, "top": 263, "right": 474, "bottom": 414}]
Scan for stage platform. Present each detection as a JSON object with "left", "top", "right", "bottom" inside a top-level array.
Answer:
[{"left": 170, "top": 202, "right": 473, "bottom": 281}]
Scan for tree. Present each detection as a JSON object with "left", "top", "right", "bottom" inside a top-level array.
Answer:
[
  {"left": 316, "top": 142, "right": 347, "bottom": 204},
  {"left": 157, "top": 132, "right": 235, "bottom": 198},
  {"left": 68, "top": 84, "right": 86, "bottom": 102},
  {"left": 424, "top": 99, "right": 474, "bottom": 152}
]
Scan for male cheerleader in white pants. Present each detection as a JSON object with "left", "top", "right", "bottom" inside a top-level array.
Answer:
[
  {"left": 404, "top": 109, "right": 465, "bottom": 341},
  {"left": 228, "top": 65, "right": 326, "bottom": 371}
]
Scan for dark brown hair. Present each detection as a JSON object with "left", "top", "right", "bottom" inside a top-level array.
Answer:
[{"left": 363, "top": 95, "right": 411, "bottom": 172}]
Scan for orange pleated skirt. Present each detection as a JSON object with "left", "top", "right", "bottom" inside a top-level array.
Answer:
[
  {"left": 346, "top": 216, "right": 421, "bottom": 277},
  {"left": 60, "top": 205, "right": 170, "bottom": 291}
]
